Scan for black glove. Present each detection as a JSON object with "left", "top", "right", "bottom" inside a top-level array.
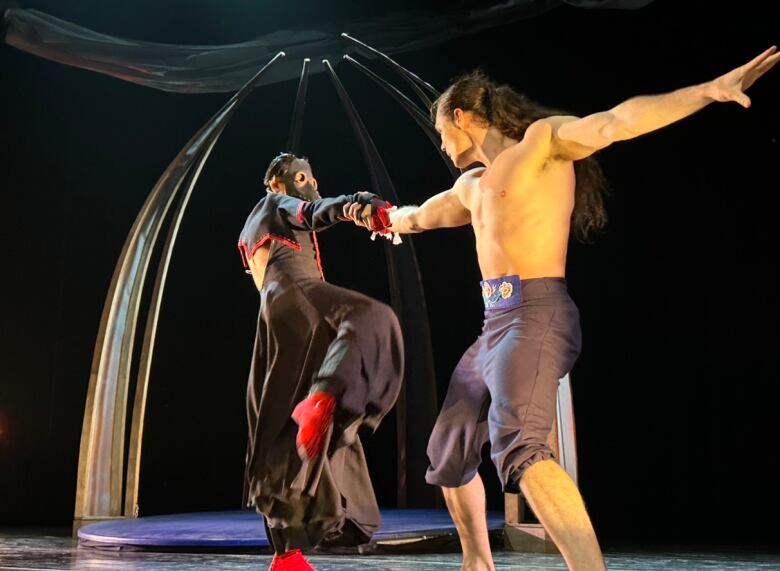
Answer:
[{"left": 352, "top": 191, "right": 386, "bottom": 212}]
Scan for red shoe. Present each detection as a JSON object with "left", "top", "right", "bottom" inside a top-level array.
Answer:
[
  {"left": 291, "top": 391, "right": 336, "bottom": 460},
  {"left": 269, "top": 549, "right": 316, "bottom": 571}
]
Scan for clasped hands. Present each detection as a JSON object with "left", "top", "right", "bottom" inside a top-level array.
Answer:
[{"left": 340, "top": 191, "right": 392, "bottom": 234}]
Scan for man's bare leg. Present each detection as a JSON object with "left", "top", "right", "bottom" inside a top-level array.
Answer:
[
  {"left": 441, "top": 473, "right": 496, "bottom": 571},
  {"left": 519, "top": 459, "right": 606, "bottom": 571}
]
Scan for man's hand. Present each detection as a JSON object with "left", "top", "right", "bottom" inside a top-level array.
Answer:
[
  {"left": 342, "top": 201, "right": 375, "bottom": 230},
  {"left": 291, "top": 391, "right": 336, "bottom": 460},
  {"left": 704, "top": 46, "right": 779, "bottom": 108},
  {"left": 342, "top": 192, "right": 391, "bottom": 232}
]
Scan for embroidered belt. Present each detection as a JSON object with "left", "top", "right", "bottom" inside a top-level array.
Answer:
[{"left": 480, "top": 275, "right": 522, "bottom": 310}]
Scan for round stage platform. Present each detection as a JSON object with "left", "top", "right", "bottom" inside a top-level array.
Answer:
[{"left": 78, "top": 509, "right": 505, "bottom": 552}]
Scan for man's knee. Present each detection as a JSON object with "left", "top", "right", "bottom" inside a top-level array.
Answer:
[
  {"left": 352, "top": 299, "right": 400, "bottom": 339},
  {"left": 369, "top": 299, "right": 399, "bottom": 325},
  {"left": 499, "top": 446, "right": 555, "bottom": 493},
  {"left": 426, "top": 464, "right": 479, "bottom": 490}
]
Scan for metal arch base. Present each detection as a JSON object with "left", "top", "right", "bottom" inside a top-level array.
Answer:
[{"left": 73, "top": 52, "right": 285, "bottom": 534}]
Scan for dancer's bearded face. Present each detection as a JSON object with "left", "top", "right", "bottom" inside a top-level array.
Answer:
[
  {"left": 281, "top": 158, "right": 320, "bottom": 201},
  {"left": 435, "top": 108, "right": 476, "bottom": 168}
]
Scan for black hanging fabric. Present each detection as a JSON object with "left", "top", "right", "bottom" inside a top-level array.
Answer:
[
  {"left": 324, "top": 59, "right": 440, "bottom": 507},
  {"left": 3, "top": 1, "right": 655, "bottom": 94}
]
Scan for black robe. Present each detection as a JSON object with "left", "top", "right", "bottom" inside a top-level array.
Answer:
[{"left": 238, "top": 191, "right": 403, "bottom": 551}]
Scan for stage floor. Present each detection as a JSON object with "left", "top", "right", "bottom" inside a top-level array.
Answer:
[{"left": 2, "top": 531, "right": 780, "bottom": 570}]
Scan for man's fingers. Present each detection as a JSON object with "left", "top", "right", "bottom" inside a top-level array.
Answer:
[
  {"left": 742, "top": 51, "right": 780, "bottom": 91},
  {"left": 341, "top": 202, "right": 370, "bottom": 227},
  {"left": 360, "top": 205, "right": 376, "bottom": 230},
  {"left": 348, "top": 203, "right": 362, "bottom": 219},
  {"left": 347, "top": 202, "right": 373, "bottom": 228},
  {"left": 755, "top": 52, "right": 780, "bottom": 76},
  {"left": 744, "top": 45, "right": 777, "bottom": 71}
]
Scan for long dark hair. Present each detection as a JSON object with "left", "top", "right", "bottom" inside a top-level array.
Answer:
[{"left": 432, "top": 71, "right": 608, "bottom": 242}]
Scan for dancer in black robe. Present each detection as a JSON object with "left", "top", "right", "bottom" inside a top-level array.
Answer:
[{"left": 237, "top": 153, "right": 403, "bottom": 571}]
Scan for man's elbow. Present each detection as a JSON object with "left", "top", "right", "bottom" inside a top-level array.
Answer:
[
  {"left": 394, "top": 220, "right": 424, "bottom": 234},
  {"left": 408, "top": 217, "right": 426, "bottom": 232},
  {"left": 600, "top": 116, "right": 640, "bottom": 142},
  {"left": 390, "top": 206, "right": 425, "bottom": 233}
]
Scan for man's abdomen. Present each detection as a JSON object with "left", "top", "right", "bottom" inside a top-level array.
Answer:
[{"left": 475, "top": 229, "right": 568, "bottom": 280}]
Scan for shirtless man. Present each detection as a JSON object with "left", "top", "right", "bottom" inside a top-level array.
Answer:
[{"left": 346, "top": 47, "right": 778, "bottom": 570}]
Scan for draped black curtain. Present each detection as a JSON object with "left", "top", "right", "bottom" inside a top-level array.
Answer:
[{"left": 3, "top": 1, "right": 653, "bottom": 93}]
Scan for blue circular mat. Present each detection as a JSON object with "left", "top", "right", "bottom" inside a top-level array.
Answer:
[{"left": 78, "top": 509, "right": 504, "bottom": 548}]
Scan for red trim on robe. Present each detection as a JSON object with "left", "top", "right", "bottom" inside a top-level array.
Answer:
[
  {"left": 296, "top": 201, "right": 306, "bottom": 224},
  {"left": 237, "top": 241, "right": 249, "bottom": 268},
  {"left": 237, "top": 234, "right": 302, "bottom": 268},
  {"left": 311, "top": 232, "right": 325, "bottom": 280}
]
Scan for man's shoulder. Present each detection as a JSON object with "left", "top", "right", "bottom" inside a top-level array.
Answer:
[
  {"left": 450, "top": 167, "right": 484, "bottom": 203},
  {"left": 249, "top": 190, "right": 274, "bottom": 208},
  {"left": 243, "top": 192, "right": 284, "bottom": 228},
  {"left": 508, "top": 119, "right": 557, "bottom": 154},
  {"left": 259, "top": 190, "right": 285, "bottom": 205},
  {"left": 239, "top": 191, "right": 300, "bottom": 245},
  {"left": 250, "top": 190, "right": 300, "bottom": 212},
  {"left": 491, "top": 118, "right": 567, "bottom": 176},
  {"left": 455, "top": 166, "right": 486, "bottom": 186},
  {"left": 537, "top": 115, "right": 579, "bottom": 131}
]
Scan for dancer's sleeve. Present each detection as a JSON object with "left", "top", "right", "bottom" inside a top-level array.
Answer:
[{"left": 276, "top": 193, "right": 385, "bottom": 232}]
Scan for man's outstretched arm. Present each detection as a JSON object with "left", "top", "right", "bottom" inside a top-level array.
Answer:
[
  {"left": 388, "top": 189, "right": 470, "bottom": 234},
  {"left": 547, "top": 46, "right": 779, "bottom": 160},
  {"left": 345, "top": 172, "right": 473, "bottom": 234},
  {"left": 276, "top": 192, "right": 385, "bottom": 232}
]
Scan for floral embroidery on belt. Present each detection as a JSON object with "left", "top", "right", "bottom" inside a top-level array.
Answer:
[
  {"left": 482, "top": 281, "right": 514, "bottom": 304},
  {"left": 480, "top": 275, "right": 522, "bottom": 310}
]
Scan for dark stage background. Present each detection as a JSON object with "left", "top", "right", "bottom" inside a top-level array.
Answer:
[{"left": 1, "top": 0, "right": 778, "bottom": 548}]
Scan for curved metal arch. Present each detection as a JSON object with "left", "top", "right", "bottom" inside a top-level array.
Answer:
[
  {"left": 343, "top": 54, "right": 459, "bottom": 179},
  {"left": 287, "top": 58, "right": 311, "bottom": 155},
  {"left": 323, "top": 59, "right": 439, "bottom": 507},
  {"left": 75, "top": 51, "right": 285, "bottom": 529},
  {"left": 341, "top": 33, "right": 440, "bottom": 109}
]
